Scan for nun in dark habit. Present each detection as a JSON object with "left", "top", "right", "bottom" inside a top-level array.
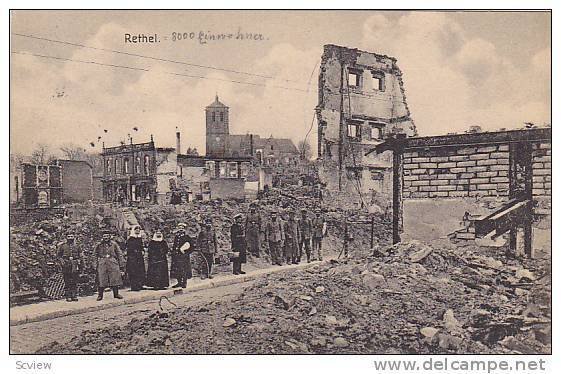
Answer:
[
  {"left": 146, "top": 230, "right": 170, "bottom": 290},
  {"left": 125, "top": 225, "right": 146, "bottom": 291}
]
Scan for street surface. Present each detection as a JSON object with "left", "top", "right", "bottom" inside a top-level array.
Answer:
[{"left": 10, "top": 281, "right": 254, "bottom": 354}]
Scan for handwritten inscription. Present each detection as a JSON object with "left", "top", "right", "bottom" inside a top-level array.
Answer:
[{"left": 124, "top": 28, "right": 267, "bottom": 45}]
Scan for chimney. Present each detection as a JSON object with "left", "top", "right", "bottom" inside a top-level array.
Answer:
[
  {"left": 249, "top": 134, "right": 254, "bottom": 156},
  {"left": 176, "top": 131, "right": 181, "bottom": 154}
]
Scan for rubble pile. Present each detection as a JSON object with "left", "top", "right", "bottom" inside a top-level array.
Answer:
[
  {"left": 10, "top": 215, "right": 106, "bottom": 296},
  {"left": 37, "top": 240, "right": 550, "bottom": 354}
]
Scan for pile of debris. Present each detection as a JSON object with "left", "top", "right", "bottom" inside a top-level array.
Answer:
[
  {"left": 10, "top": 214, "right": 107, "bottom": 296},
  {"left": 37, "top": 240, "right": 550, "bottom": 354}
]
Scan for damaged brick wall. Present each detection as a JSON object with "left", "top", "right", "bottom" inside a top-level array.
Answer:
[
  {"left": 316, "top": 44, "right": 416, "bottom": 200},
  {"left": 402, "top": 140, "right": 552, "bottom": 203},
  {"left": 399, "top": 129, "right": 551, "bottom": 249},
  {"left": 402, "top": 144, "right": 511, "bottom": 199}
]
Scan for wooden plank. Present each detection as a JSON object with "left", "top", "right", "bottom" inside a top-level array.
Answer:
[{"left": 474, "top": 200, "right": 530, "bottom": 238}]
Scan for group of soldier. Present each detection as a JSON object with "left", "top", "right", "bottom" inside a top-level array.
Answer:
[
  {"left": 241, "top": 202, "right": 328, "bottom": 267},
  {"left": 56, "top": 202, "right": 328, "bottom": 303}
]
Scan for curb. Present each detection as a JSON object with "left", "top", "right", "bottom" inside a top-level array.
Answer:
[{"left": 10, "top": 258, "right": 331, "bottom": 326}]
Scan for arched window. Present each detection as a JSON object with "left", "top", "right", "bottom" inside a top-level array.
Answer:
[
  {"left": 106, "top": 159, "right": 112, "bottom": 174},
  {"left": 135, "top": 157, "right": 141, "bottom": 174},
  {"left": 115, "top": 158, "right": 120, "bottom": 174}
]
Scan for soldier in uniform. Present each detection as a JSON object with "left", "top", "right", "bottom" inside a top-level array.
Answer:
[
  {"left": 170, "top": 223, "right": 195, "bottom": 288},
  {"left": 245, "top": 202, "right": 262, "bottom": 258},
  {"left": 230, "top": 213, "right": 247, "bottom": 275},
  {"left": 312, "top": 208, "right": 328, "bottom": 261},
  {"left": 198, "top": 217, "right": 218, "bottom": 279},
  {"left": 266, "top": 210, "right": 285, "bottom": 265},
  {"left": 57, "top": 233, "right": 83, "bottom": 302},
  {"left": 299, "top": 208, "right": 313, "bottom": 263},
  {"left": 94, "top": 230, "right": 124, "bottom": 301},
  {"left": 283, "top": 209, "right": 300, "bottom": 264}
]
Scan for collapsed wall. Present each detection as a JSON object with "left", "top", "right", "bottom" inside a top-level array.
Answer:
[{"left": 316, "top": 44, "right": 416, "bottom": 203}]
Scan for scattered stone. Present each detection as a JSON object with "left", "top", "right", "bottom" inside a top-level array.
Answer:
[
  {"left": 315, "top": 286, "right": 325, "bottom": 293},
  {"left": 310, "top": 337, "right": 327, "bottom": 347},
  {"left": 420, "top": 327, "right": 439, "bottom": 338},
  {"left": 223, "top": 318, "right": 237, "bottom": 327},
  {"left": 409, "top": 245, "right": 433, "bottom": 263},
  {"left": 515, "top": 268, "right": 536, "bottom": 282},
  {"left": 361, "top": 273, "right": 385, "bottom": 290},
  {"left": 443, "top": 309, "right": 463, "bottom": 334},
  {"left": 437, "top": 333, "right": 463, "bottom": 351},
  {"left": 274, "top": 294, "right": 294, "bottom": 310},
  {"left": 533, "top": 326, "right": 551, "bottom": 345},
  {"left": 333, "top": 337, "right": 349, "bottom": 348}
]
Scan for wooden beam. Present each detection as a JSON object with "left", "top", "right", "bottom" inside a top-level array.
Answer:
[
  {"left": 392, "top": 149, "right": 402, "bottom": 244},
  {"left": 366, "top": 127, "right": 551, "bottom": 156},
  {"left": 474, "top": 200, "right": 530, "bottom": 238}
]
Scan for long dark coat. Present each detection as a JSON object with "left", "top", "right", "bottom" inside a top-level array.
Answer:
[
  {"left": 146, "top": 240, "right": 170, "bottom": 289},
  {"left": 94, "top": 240, "right": 124, "bottom": 288},
  {"left": 170, "top": 233, "right": 195, "bottom": 279},
  {"left": 230, "top": 223, "right": 247, "bottom": 263},
  {"left": 125, "top": 236, "right": 146, "bottom": 288}
]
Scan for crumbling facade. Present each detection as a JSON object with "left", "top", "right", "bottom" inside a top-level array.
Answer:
[
  {"left": 101, "top": 138, "right": 179, "bottom": 204},
  {"left": 316, "top": 44, "right": 416, "bottom": 200}
]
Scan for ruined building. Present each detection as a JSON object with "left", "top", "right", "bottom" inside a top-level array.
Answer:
[{"left": 316, "top": 44, "right": 416, "bottom": 200}]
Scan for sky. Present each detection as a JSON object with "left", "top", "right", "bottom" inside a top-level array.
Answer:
[{"left": 10, "top": 10, "right": 551, "bottom": 157}]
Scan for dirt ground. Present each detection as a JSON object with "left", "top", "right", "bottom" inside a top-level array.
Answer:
[{"left": 37, "top": 239, "right": 550, "bottom": 354}]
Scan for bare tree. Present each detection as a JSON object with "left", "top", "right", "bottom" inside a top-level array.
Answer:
[
  {"left": 30, "top": 144, "right": 55, "bottom": 164},
  {"left": 60, "top": 143, "right": 87, "bottom": 160},
  {"left": 297, "top": 140, "right": 312, "bottom": 160}
]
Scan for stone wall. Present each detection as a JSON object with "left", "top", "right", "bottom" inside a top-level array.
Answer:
[
  {"left": 531, "top": 142, "right": 552, "bottom": 197},
  {"left": 402, "top": 144, "right": 511, "bottom": 199},
  {"left": 402, "top": 140, "right": 552, "bottom": 202}
]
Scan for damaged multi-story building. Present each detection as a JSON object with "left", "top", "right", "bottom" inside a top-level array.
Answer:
[{"left": 316, "top": 44, "right": 417, "bottom": 201}]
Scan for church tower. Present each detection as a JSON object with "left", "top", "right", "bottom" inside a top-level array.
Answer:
[{"left": 205, "top": 95, "right": 229, "bottom": 157}]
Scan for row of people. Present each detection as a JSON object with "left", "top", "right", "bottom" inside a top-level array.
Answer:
[{"left": 57, "top": 206, "right": 328, "bottom": 302}]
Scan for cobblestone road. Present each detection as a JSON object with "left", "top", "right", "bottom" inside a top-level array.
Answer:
[{"left": 10, "top": 281, "right": 254, "bottom": 354}]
